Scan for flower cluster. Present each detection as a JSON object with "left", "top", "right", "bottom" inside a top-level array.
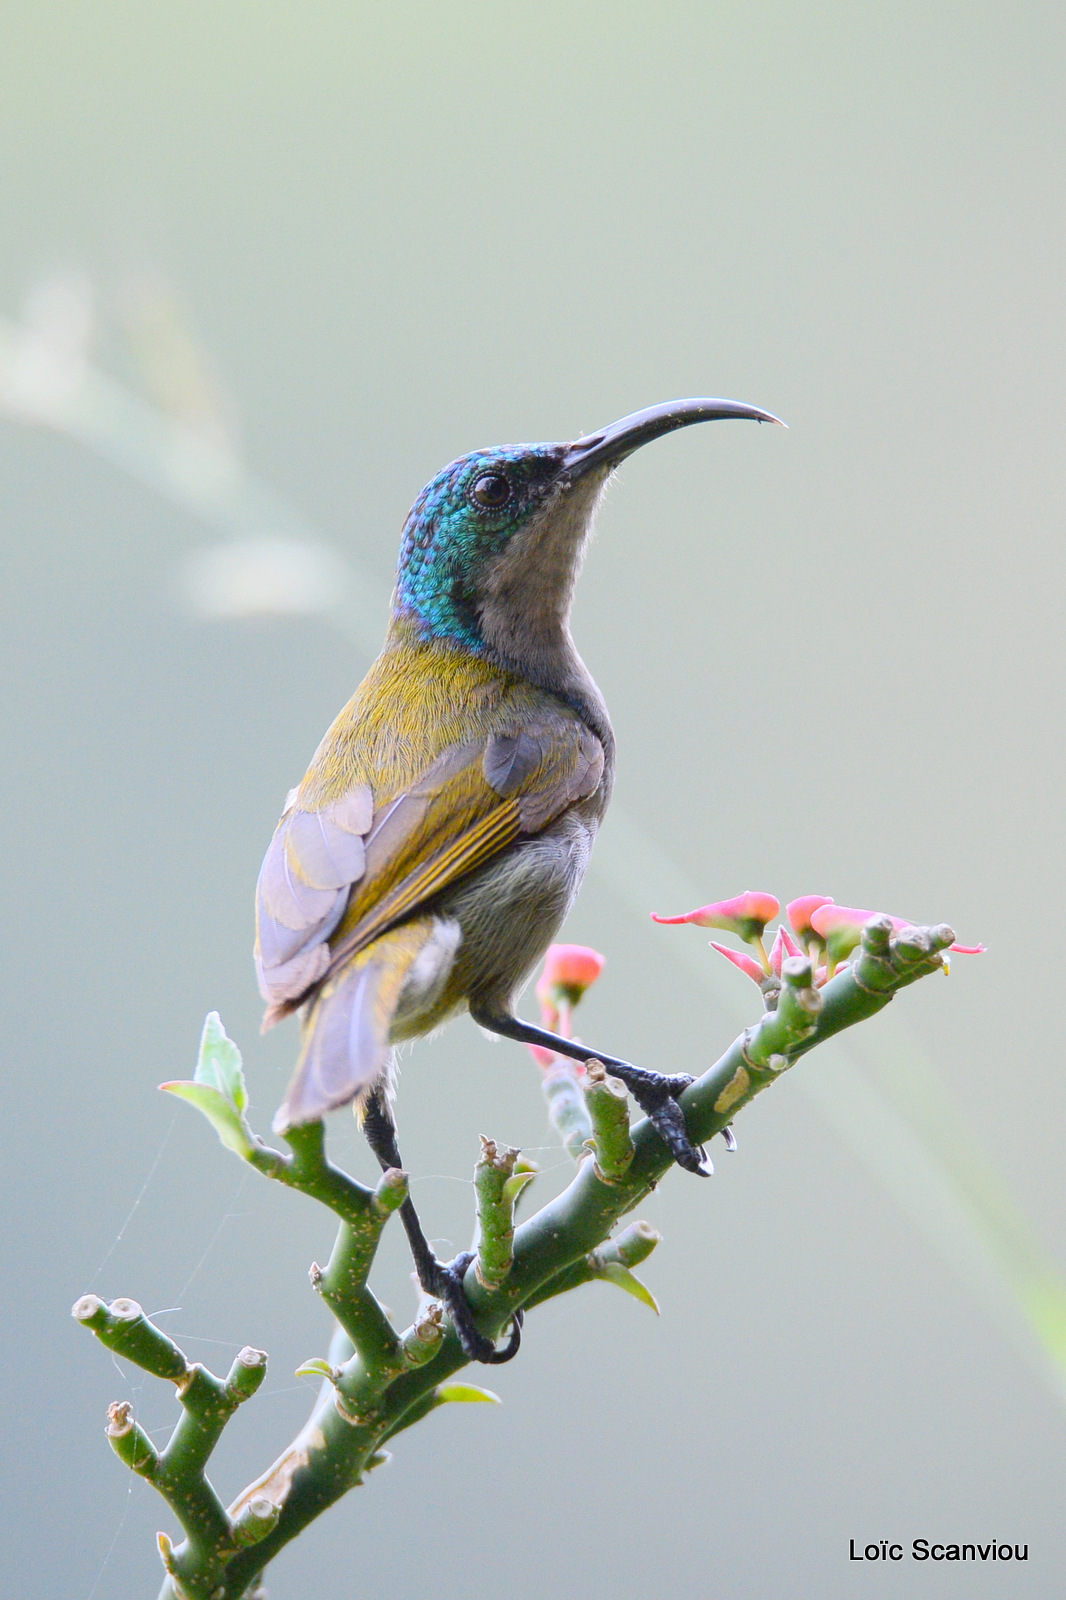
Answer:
[
  {"left": 652, "top": 891, "right": 983, "bottom": 991},
  {"left": 526, "top": 943, "right": 607, "bottom": 1069}
]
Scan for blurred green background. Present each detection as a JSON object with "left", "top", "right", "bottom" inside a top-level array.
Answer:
[{"left": 2, "top": 3, "right": 1064, "bottom": 1595}]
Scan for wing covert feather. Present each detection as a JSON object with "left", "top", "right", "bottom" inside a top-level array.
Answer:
[
  {"left": 255, "top": 782, "right": 373, "bottom": 1005},
  {"left": 258, "top": 700, "right": 605, "bottom": 1015},
  {"left": 321, "top": 711, "right": 605, "bottom": 985}
]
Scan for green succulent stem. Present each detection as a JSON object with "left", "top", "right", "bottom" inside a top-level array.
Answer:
[
  {"left": 247, "top": 1119, "right": 376, "bottom": 1225},
  {"left": 72, "top": 1295, "right": 188, "bottom": 1381},
  {"left": 310, "top": 1167, "right": 408, "bottom": 1373},
  {"left": 473, "top": 1137, "right": 523, "bottom": 1289},
  {"left": 523, "top": 1219, "right": 662, "bottom": 1308},
  {"left": 79, "top": 1306, "right": 273, "bottom": 1592},
  {"left": 541, "top": 1060, "right": 593, "bottom": 1159},
  {"left": 583, "top": 1061, "right": 635, "bottom": 1182},
  {"left": 78, "top": 921, "right": 954, "bottom": 1600}
]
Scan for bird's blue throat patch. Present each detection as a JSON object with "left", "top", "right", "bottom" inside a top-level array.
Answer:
[{"left": 394, "top": 443, "right": 563, "bottom": 650}]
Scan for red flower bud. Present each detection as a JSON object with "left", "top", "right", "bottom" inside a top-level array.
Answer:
[
  {"left": 535, "top": 943, "right": 606, "bottom": 1009},
  {"left": 651, "top": 891, "right": 780, "bottom": 944},
  {"left": 786, "top": 895, "right": 834, "bottom": 939}
]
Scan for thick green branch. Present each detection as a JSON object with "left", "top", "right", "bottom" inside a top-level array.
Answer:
[
  {"left": 75, "top": 1299, "right": 270, "bottom": 1593},
  {"left": 583, "top": 1062, "right": 635, "bottom": 1183},
  {"left": 473, "top": 1138, "right": 527, "bottom": 1290},
  {"left": 310, "top": 1167, "right": 408, "bottom": 1372},
  {"left": 128, "top": 919, "right": 953, "bottom": 1598}
]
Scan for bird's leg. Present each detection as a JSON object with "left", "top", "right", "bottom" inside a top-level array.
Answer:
[
  {"left": 471, "top": 1008, "right": 712, "bottom": 1176},
  {"left": 360, "top": 1089, "right": 523, "bottom": 1366}
]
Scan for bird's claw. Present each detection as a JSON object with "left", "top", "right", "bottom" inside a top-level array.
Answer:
[
  {"left": 600, "top": 1065, "right": 711, "bottom": 1175},
  {"left": 645, "top": 1094, "right": 712, "bottom": 1175},
  {"left": 427, "top": 1251, "right": 524, "bottom": 1365}
]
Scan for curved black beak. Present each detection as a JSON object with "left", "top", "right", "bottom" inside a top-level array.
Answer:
[{"left": 562, "top": 396, "right": 785, "bottom": 481}]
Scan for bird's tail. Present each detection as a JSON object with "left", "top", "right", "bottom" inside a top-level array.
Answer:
[{"left": 272, "top": 916, "right": 459, "bottom": 1133}]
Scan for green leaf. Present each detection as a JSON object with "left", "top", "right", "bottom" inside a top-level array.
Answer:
[
  {"left": 195, "top": 1012, "right": 247, "bottom": 1112},
  {"left": 159, "top": 1081, "right": 255, "bottom": 1160},
  {"left": 294, "top": 1358, "right": 336, "bottom": 1381},
  {"left": 435, "top": 1383, "right": 501, "bottom": 1404},
  {"left": 501, "top": 1171, "right": 535, "bottom": 1208},
  {"left": 598, "top": 1260, "right": 660, "bottom": 1314}
]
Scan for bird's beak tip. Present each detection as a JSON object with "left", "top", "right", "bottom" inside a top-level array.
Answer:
[{"left": 563, "top": 397, "right": 785, "bottom": 477}]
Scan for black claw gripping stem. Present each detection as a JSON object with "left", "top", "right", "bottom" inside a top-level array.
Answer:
[
  {"left": 361, "top": 1091, "right": 524, "bottom": 1365},
  {"left": 470, "top": 1008, "right": 712, "bottom": 1176}
]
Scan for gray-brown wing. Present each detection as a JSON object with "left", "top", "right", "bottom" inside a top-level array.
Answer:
[
  {"left": 254, "top": 785, "right": 374, "bottom": 1006},
  {"left": 256, "top": 714, "right": 605, "bottom": 1014}
]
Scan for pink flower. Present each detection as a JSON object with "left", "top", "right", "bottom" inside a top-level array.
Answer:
[
  {"left": 768, "top": 924, "right": 803, "bottom": 976},
  {"left": 809, "top": 903, "right": 986, "bottom": 965},
  {"left": 651, "top": 891, "right": 780, "bottom": 944},
  {"left": 535, "top": 944, "right": 606, "bottom": 1007},
  {"left": 786, "top": 895, "right": 834, "bottom": 939},
  {"left": 527, "top": 943, "right": 605, "bottom": 1072},
  {"left": 808, "top": 903, "right": 875, "bottom": 962},
  {"left": 709, "top": 941, "right": 766, "bottom": 987}
]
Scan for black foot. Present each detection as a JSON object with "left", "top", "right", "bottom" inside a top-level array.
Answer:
[
  {"left": 469, "top": 1009, "right": 712, "bottom": 1177},
  {"left": 605, "top": 1064, "right": 712, "bottom": 1175},
  {"left": 426, "top": 1251, "right": 524, "bottom": 1365},
  {"left": 360, "top": 1090, "right": 524, "bottom": 1366}
]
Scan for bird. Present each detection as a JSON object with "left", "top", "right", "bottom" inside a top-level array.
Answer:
[{"left": 254, "top": 396, "right": 782, "bottom": 1361}]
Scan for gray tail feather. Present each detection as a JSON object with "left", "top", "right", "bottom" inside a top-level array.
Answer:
[
  {"left": 272, "top": 917, "right": 461, "bottom": 1134},
  {"left": 273, "top": 956, "right": 391, "bottom": 1132}
]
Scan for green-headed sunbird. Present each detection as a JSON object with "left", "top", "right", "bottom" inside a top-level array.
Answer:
[{"left": 255, "top": 397, "right": 781, "bottom": 1359}]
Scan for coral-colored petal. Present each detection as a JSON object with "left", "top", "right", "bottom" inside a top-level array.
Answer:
[
  {"left": 538, "top": 943, "right": 606, "bottom": 989},
  {"left": 536, "top": 944, "right": 606, "bottom": 1009},
  {"left": 653, "top": 892, "right": 779, "bottom": 941},
  {"left": 809, "top": 903, "right": 880, "bottom": 936},
  {"left": 786, "top": 895, "right": 834, "bottom": 937},
  {"left": 709, "top": 941, "right": 766, "bottom": 985}
]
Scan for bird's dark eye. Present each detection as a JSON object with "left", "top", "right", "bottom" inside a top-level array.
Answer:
[{"left": 470, "top": 472, "right": 511, "bottom": 510}]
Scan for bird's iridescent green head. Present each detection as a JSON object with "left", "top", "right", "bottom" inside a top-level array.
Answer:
[
  {"left": 393, "top": 398, "right": 784, "bottom": 657},
  {"left": 396, "top": 442, "right": 568, "bottom": 650}
]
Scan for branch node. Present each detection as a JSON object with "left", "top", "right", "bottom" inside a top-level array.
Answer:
[
  {"left": 584, "top": 1063, "right": 635, "bottom": 1183},
  {"left": 402, "top": 1303, "right": 444, "bottom": 1367},
  {"left": 609, "top": 1220, "right": 662, "bottom": 1268},
  {"left": 373, "top": 1166, "right": 409, "bottom": 1214},
  {"left": 231, "top": 1494, "right": 281, "bottom": 1549},
  {"left": 74, "top": 1295, "right": 189, "bottom": 1383},
  {"left": 225, "top": 1346, "right": 268, "bottom": 1406},
  {"left": 106, "top": 1400, "right": 158, "bottom": 1476},
  {"left": 474, "top": 1138, "right": 522, "bottom": 1290}
]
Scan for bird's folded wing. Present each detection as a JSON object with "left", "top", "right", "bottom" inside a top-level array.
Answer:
[{"left": 255, "top": 714, "right": 604, "bottom": 1016}]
